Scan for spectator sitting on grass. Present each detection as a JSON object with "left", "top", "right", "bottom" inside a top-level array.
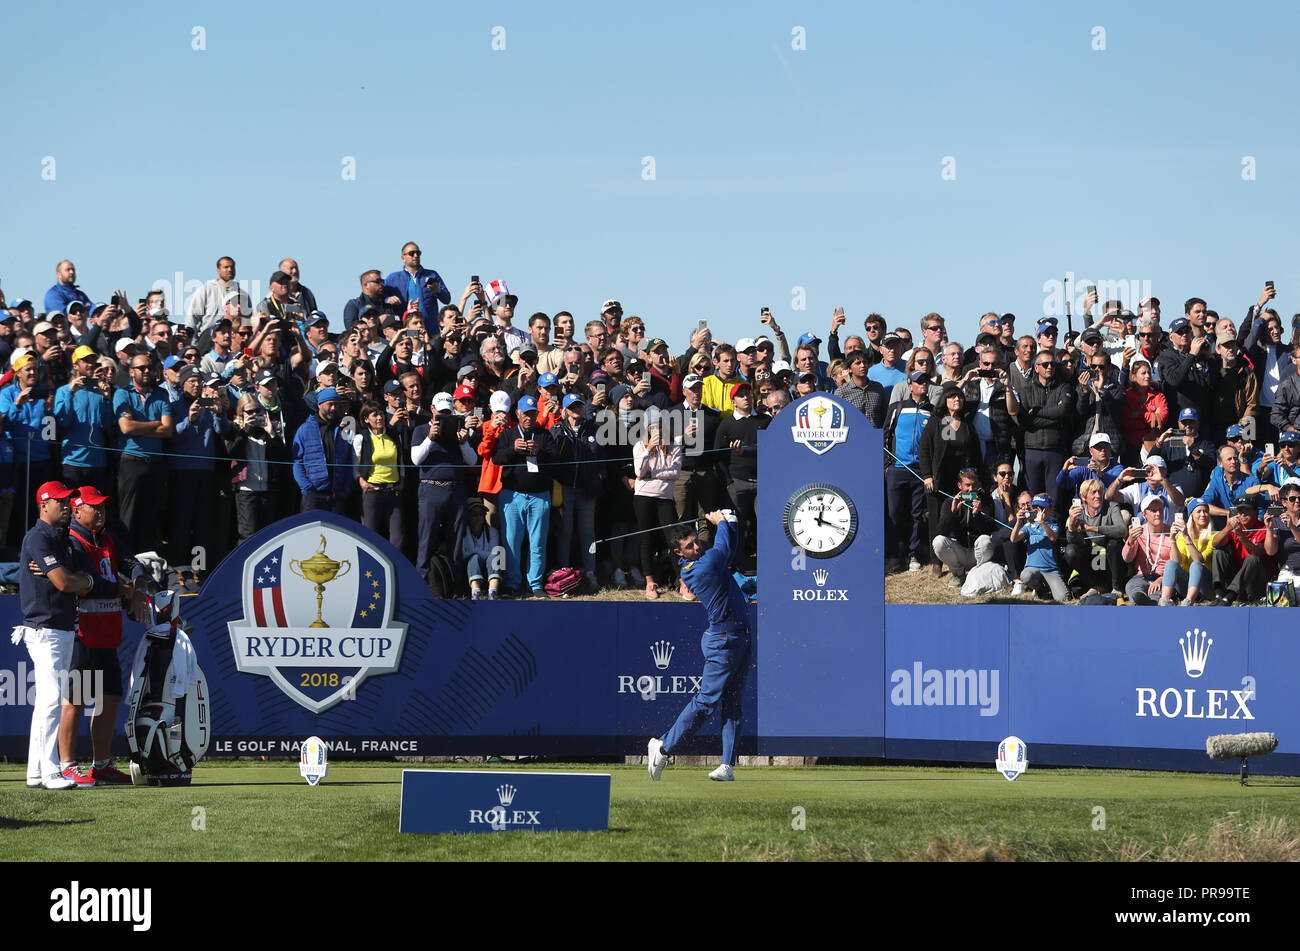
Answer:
[
  {"left": 1010, "top": 493, "right": 1068, "bottom": 602},
  {"left": 1121, "top": 494, "right": 1176, "bottom": 605},
  {"left": 454, "top": 497, "right": 502, "bottom": 600}
]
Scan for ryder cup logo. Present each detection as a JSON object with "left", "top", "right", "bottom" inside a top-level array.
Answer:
[
  {"left": 1134, "top": 627, "right": 1253, "bottom": 721},
  {"left": 791, "top": 396, "right": 849, "bottom": 455},
  {"left": 227, "top": 522, "right": 408, "bottom": 713}
]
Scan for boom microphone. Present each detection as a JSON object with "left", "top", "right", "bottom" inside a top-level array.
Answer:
[
  {"left": 1206, "top": 732, "right": 1277, "bottom": 759},
  {"left": 1206, "top": 732, "right": 1278, "bottom": 786}
]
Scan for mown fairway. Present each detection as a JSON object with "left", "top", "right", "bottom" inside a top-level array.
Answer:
[{"left": 3, "top": 762, "right": 1299, "bottom": 861}]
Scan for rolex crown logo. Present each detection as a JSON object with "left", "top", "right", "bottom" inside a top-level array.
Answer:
[
  {"left": 813, "top": 569, "right": 829, "bottom": 587},
  {"left": 651, "top": 640, "right": 674, "bottom": 670},
  {"left": 1180, "top": 628, "right": 1212, "bottom": 679},
  {"left": 497, "top": 783, "right": 517, "bottom": 806}
]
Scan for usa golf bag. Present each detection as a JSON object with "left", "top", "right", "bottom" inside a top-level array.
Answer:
[{"left": 124, "top": 590, "right": 210, "bottom": 786}]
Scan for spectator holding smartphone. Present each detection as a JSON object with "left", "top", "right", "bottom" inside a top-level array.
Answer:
[
  {"left": 226, "top": 394, "right": 285, "bottom": 544},
  {"left": 1062, "top": 478, "right": 1128, "bottom": 598},
  {"left": 1166, "top": 498, "right": 1214, "bottom": 605},
  {"left": 1010, "top": 494, "right": 1068, "bottom": 602},
  {"left": 1121, "top": 495, "right": 1176, "bottom": 605},
  {"left": 632, "top": 415, "right": 682, "bottom": 599}
]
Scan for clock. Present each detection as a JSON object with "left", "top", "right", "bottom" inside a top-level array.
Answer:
[{"left": 783, "top": 482, "right": 858, "bottom": 558}]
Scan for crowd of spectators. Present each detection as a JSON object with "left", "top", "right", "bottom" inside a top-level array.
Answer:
[
  {"left": 4, "top": 253, "right": 1298, "bottom": 606},
  {"left": 881, "top": 288, "right": 1300, "bottom": 605}
]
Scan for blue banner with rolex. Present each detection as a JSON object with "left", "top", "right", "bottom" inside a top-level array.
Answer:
[{"left": 399, "top": 770, "right": 611, "bottom": 834}]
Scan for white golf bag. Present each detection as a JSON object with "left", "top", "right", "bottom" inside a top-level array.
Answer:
[{"left": 124, "top": 590, "right": 210, "bottom": 786}]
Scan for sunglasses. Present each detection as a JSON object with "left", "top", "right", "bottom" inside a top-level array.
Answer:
[
  {"left": 996, "top": 470, "right": 1013, "bottom": 477},
  {"left": 404, "top": 250, "right": 422, "bottom": 256},
  {"left": 1285, "top": 497, "right": 1300, "bottom": 503},
  {"left": 1138, "top": 332, "right": 1158, "bottom": 338},
  {"left": 1035, "top": 362, "right": 1055, "bottom": 369}
]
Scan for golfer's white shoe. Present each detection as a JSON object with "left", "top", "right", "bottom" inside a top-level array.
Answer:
[
  {"left": 647, "top": 737, "right": 668, "bottom": 781},
  {"left": 708, "top": 763, "right": 734, "bottom": 782}
]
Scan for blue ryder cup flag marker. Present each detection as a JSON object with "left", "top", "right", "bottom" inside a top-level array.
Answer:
[{"left": 399, "top": 770, "right": 611, "bottom": 834}]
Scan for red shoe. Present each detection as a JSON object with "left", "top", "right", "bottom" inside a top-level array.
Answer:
[
  {"left": 90, "top": 762, "right": 133, "bottom": 785},
  {"left": 60, "top": 764, "right": 96, "bottom": 788}
]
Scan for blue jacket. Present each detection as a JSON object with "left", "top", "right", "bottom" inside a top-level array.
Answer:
[
  {"left": 452, "top": 518, "right": 500, "bottom": 571},
  {"left": 169, "top": 397, "right": 232, "bottom": 472},
  {"left": 384, "top": 267, "right": 451, "bottom": 319},
  {"left": 1203, "top": 468, "right": 1260, "bottom": 512},
  {"left": 680, "top": 518, "right": 749, "bottom": 634},
  {"left": 292, "top": 417, "right": 356, "bottom": 495},
  {"left": 0, "top": 383, "right": 56, "bottom": 462},
  {"left": 43, "top": 282, "right": 92, "bottom": 316},
  {"left": 54, "top": 382, "right": 115, "bottom": 468}
]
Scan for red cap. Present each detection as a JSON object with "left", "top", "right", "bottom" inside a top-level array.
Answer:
[
  {"left": 729, "top": 381, "right": 752, "bottom": 401},
  {"left": 73, "top": 485, "right": 111, "bottom": 507},
  {"left": 36, "top": 481, "right": 74, "bottom": 504},
  {"left": 453, "top": 384, "right": 475, "bottom": 401}
]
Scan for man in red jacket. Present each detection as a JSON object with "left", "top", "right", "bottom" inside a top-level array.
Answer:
[{"left": 57, "top": 486, "right": 148, "bottom": 785}]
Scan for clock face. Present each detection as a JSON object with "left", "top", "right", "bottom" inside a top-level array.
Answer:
[{"left": 783, "top": 482, "right": 858, "bottom": 559}]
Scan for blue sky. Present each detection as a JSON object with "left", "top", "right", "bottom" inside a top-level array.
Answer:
[{"left": 3, "top": 1, "right": 1298, "bottom": 349}]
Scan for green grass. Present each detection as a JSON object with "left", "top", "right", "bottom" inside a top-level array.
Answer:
[{"left": 3, "top": 761, "right": 1300, "bottom": 861}]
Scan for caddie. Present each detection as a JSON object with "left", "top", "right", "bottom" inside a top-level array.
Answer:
[
  {"left": 55, "top": 486, "right": 148, "bottom": 786},
  {"left": 12, "top": 482, "right": 131, "bottom": 789}
]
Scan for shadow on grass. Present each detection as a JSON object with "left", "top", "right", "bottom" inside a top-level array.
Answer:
[{"left": 0, "top": 817, "right": 94, "bottom": 830}]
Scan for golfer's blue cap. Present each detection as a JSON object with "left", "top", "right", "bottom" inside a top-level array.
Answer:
[
  {"left": 538, "top": 372, "right": 558, "bottom": 389},
  {"left": 1179, "top": 407, "right": 1199, "bottom": 422},
  {"left": 1030, "top": 493, "right": 1052, "bottom": 508},
  {"left": 517, "top": 395, "right": 538, "bottom": 413},
  {"left": 562, "top": 392, "right": 585, "bottom": 409}
]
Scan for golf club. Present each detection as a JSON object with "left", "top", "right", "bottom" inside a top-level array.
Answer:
[{"left": 589, "top": 518, "right": 704, "bottom": 554}]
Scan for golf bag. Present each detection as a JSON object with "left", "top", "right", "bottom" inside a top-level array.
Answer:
[{"left": 124, "top": 590, "right": 210, "bottom": 786}]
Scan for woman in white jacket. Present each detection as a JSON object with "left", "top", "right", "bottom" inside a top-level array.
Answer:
[{"left": 632, "top": 417, "right": 683, "bottom": 599}]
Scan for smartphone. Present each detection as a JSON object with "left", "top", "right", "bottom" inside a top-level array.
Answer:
[
  {"left": 960, "top": 491, "right": 978, "bottom": 503},
  {"left": 978, "top": 368, "right": 997, "bottom": 378},
  {"left": 1267, "top": 505, "right": 1284, "bottom": 518},
  {"left": 470, "top": 275, "right": 479, "bottom": 285},
  {"left": 697, "top": 319, "right": 708, "bottom": 333},
  {"left": 1072, "top": 456, "right": 1088, "bottom": 468},
  {"left": 641, "top": 372, "right": 651, "bottom": 384},
  {"left": 1087, "top": 284, "right": 1097, "bottom": 299},
  {"left": 406, "top": 329, "right": 420, "bottom": 338},
  {"left": 243, "top": 347, "right": 254, "bottom": 359},
  {"left": 198, "top": 398, "right": 215, "bottom": 409},
  {"left": 1266, "top": 443, "right": 1276, "bottom": 457},
  {"left": 761, "top": 307, "right": 770, "bottom": 317},
  {"left": 597, "top": 383, "right": 607, "bottom": 395},
  {"left": 1266, "top": 281, "right": 1275, "bottom": 290}
]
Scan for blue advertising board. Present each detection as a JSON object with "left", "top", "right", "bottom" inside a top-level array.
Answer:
[
  {"left": 399, "top": 770, "right": 611, "bottom": 834},
  {"left": 756, "top": 394, "right": 885, "bottom": 756},
  {"left": 3, "top": 400, "right": 1298, "bottom": 774}
]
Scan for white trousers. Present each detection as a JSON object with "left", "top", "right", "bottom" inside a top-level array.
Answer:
[{"left": 18, "top": 626, "right": 75, "bottom": 783}]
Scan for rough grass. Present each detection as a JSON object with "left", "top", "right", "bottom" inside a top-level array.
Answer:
[{"left": 5, "top": 762, "right": 1299, "bottom": 862}]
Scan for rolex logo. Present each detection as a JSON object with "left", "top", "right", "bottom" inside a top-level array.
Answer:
[
  {"left": 496, "top": 784, "right": 517, "bottom": 806},
  {"left": 1180, "top": 629, "right": 1212, "bottom": 679},
  {"left": 813, "top": 569, "right": 829, "bottom": 588},
  {"left": 651, "top": 640, "right": 674, "bottom": 670}
]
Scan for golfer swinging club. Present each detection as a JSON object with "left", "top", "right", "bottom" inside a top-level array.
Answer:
[{"left": 647, "top": 510, "right": 751, "bottom": 782}]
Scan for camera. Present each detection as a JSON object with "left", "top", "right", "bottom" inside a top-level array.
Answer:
[
  {"left": 978, "top": 368, "right": 997, "bottom": 378},
  {"left": 1267, "top": 505, "right": 1284, "bottom": 518}
]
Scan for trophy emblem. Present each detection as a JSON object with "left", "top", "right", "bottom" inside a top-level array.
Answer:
[{"left": 289, "top": 535, "right": 352, "bottom": 628}]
